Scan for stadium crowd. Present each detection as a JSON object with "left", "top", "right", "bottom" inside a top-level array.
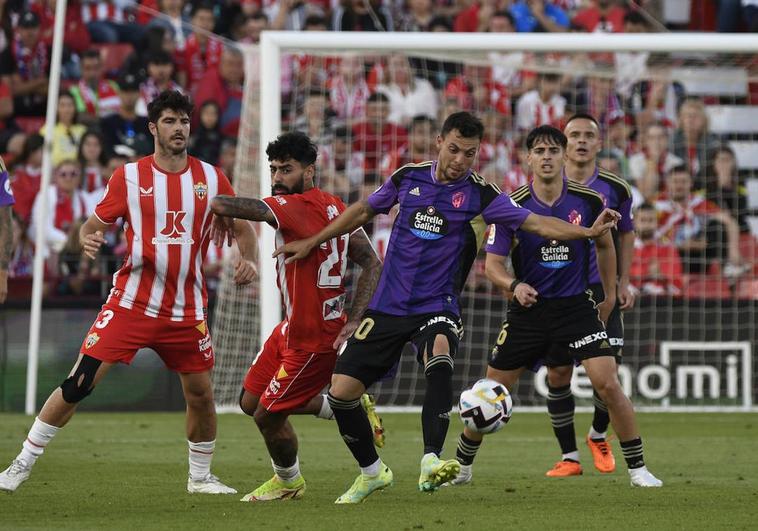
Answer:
[{"left": 1, "top": 0, "right": 757, "bottom": 301}]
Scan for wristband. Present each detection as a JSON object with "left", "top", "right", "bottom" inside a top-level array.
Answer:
[{"left": 509, "top": 279, "right": 521, "bottom": 292}]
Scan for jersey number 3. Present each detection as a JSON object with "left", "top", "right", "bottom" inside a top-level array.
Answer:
[{"left": 317, "top": 234, "right": 349, "bottom": 288}]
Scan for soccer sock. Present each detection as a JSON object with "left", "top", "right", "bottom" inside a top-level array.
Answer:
[
  {"left": 590, "top": 389, "right": 610, "bottom": 438},
  {"left": 421, "top": 355, "right": 454, "bottom": 456},
  {"left": 455, "top": 433, "right": 482, "bottom": 466},
  {"left": 547, "top": 384, "right": 578, "bottom": 459},
  {"left": 316, "top": 394, "right": 334, "bottom": 420},
  {"left": 620, "top": 437, "right": 645, "bottom": 469},
  {"left": 188, "top": 440, "right": 215, "bottom": 480},
  {"left": 273, "top": 456, "right": 301, "bottom": 483},
  {"left": 360, "top": 458, "right": 381, "bottom": 477},
  {"left": 327, "top": 393, "right": 379, "bottom": 468},
  {"left": 18, "top": 417, "right": 60, "bottom": 466}
]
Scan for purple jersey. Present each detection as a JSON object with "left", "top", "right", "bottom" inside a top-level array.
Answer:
[
  {"left": 566, "top": 167, "right": 633, "bottom": 285},
  {"left": 0, "top": 158, "right": 13, "bottom": 207},
  {"left": 367, "top": 161, "right": 530, "bottom": 316},
  {"left": 486, "top": 178, "right": 604, "bottom": 298}
]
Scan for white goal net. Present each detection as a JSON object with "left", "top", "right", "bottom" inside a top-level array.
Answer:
[{"left": 212, "top": 33, "right": 758, "bottom": 412}]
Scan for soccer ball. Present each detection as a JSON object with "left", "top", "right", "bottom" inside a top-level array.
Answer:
[{"left": 458, "top": 378, "right": 513, "bottom": 434}]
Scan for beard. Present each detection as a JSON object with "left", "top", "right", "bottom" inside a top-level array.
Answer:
[
  {"left": 271, "top": 178, "right": 305, "bottom": 196},
  {"left": 638, "top": 229, "right": 655, "bottom": 241},
  {"left": 157, "top": 132, "right": 187, "bottom": 156}
]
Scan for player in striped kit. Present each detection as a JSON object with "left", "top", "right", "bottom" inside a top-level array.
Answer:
[{"left": 0, "top": 91, "right": 258, "bottom": 494}]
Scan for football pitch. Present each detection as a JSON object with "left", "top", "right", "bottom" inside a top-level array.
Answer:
[{"left": 1, "top": 412, "right": 756, "bottom": 530}]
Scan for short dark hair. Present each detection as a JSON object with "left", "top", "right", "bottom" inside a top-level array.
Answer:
[
  {"left": 539, "top": 72, "right": 561, "bottom": 83},
  {"left": 81, "top": 49, "right": 101, "bottom": 62},
  {"left": 491, "top": 10, "right": 515, "bottom": 28},
  {"left": 667, "top": 164, "right": 690, "bottom": 177},
  {"left": 333, "top": 125, "right": 350, "bottom": 140},
  {"left": 624, "top": 11, "right": 648, "bottom": 27},
  {"left": 440, "top": 111, "right": 484, "bottom": 140},
  {"left": 191, "top": 1, "right": 214, "bottom": 17},
  {"left": 429, "top": 15, "right": 452, "bottom": 32},
  {"left": 410, "top": 115, "right": 436, "bottom": 129},
  {"left": 147, "top": 90, "right": 194, "bottom": 124},
  {"left": 368, "top": 92, "right": 389, "bottom": 104},
  {"left": 249, "top": 12, "right": 268, "bottom": 23},
  {"left": 565, "top": 113, "right": 600, "bottom": 129},
  {"left": 525, "top": 125, "right": 567, "bottom": 150},
  {"left": 147, "top": 50, "right": 174, "bottom": 66},
  {"left": 266, "top": 131, "right": 318, "bottom": 167},
  {"left": 636, "top": 202, "right": 656, "bottom": 214},
  {"left": 304, "top": 14, "right": 328, "bottom": 28}
]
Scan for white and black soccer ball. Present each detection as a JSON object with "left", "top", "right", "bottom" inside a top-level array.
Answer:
[{"left": 458, "top": 378, "right": 513, "bottom": 434}]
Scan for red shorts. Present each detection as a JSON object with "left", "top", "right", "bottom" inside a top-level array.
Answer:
[
  {"left": 243, "top": 321, "right": 337, "bottom": 413},
  {"left": 80, "top": 305, "right": 214, "bottom": 373}
]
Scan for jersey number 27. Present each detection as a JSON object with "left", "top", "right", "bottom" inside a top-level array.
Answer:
[{"left": 317, "top": 234, "right": 349, "bottom": 288}]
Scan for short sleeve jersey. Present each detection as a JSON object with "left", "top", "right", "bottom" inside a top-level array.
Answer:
[
  {"left": 486, "top": 179, "right": 604, "bottom": 298},
  {"left": 367, "top": 161, "right": 530, "bottom": 316},
  {"left": 263, "top": 188, "right": 349, "bottom": 353},
  {"left": 0, "top": 157, "right": 14, "bottom": 206}
]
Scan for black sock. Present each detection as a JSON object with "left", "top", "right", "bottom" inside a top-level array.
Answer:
[
  {"left": 421, "top": 355, "right": 454, "bottom": 456},
  {"left": 547, "top": 384, "right": 577, "bottom": 456},
  {"left": 327, "top": 393, "right": 379, "bottom": 468},
  {"left": 591, "top": 389, "right": 610, "bottom": 437},
  {"left": 620, "top": 437, "right": 645, "bottom": 469},
  {"left": 455, "top": 433, "right": 481, "bottom": 466}
]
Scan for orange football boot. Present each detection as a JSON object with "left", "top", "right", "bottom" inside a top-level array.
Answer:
[
  {"left": 545, "top": 460, "right": 583, "bottom": 477},
  {"left": 586, "top": 435, "right": 616, "bottom": 473}
]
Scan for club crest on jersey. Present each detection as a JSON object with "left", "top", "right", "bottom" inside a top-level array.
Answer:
[
  {"left": 568, "top": 210, "right": 582, "bottom": 225},
  {"left": 409, "top": 206, "right": 449, "bottom": 240},
  {"left": 452, "top": 191, "right": 466, "bottom": 208},
  {"left": 153, "top": 210, "right": 194, "bottom": 245},
  {"left": 193, "top": 182, "right": 207, "bottom": 200},
  {"left": 3, "top": 174, "right": 13, "bottom": 196},
  {"left": 538, "top": 240, "right": 574, "bottom": 269},
  {"left": 84, "top": 332, "right": 100, "bottom": 349}
]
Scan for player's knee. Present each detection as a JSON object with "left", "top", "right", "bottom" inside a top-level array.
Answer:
[
  {"left": 329, "top": 374, "right": 364, "bottom": 400},
  {"left": 547, "top": 365, "right": 572, "bottom": 387},
  {"left": 253, "top": 407, "right": 285, "bottom": 434},
  {"left": 60, "top": 355, "right": 102, "bottom": 403},
  {"left": 593, "top": 378, "right": 622, "bottom": 403},
  {"left": 185, "top": 385, "right": 213, "bottom": 409},
  {"left": 239, "top": 389, "right": 258, "bottom": 417}
]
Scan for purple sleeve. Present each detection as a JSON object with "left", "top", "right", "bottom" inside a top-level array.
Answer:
[
  {"left": 482, "top": 193, "right": 530, "bottom": 230},
  {"left": 617, "top": 196, "right": 633, "bottom": 233},
  {"left": 485, "top": 224, "right": 513, "bottom": 256},
  {"left": 366, "top": 176, "right": 399, "bottom": 215},
  {"left": 0, "top": 170, "right": 14, "bottom": 206}
]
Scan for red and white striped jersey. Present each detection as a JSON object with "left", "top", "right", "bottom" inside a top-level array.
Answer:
[
  {"left": 95, "top": 155, "right": 234, "bottom": 321},
  {"left": 263, "top": 188, "right": 348, "bottom": 353},
  {"left": 81, "top": 1, "right": 127, "bottom": 24}
]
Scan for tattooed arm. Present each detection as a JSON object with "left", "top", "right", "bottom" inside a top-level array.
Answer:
[
  {"left": 0, "top": 206, "right": 12, "bottom": 303},
  {"left": 332, "top": 228, "right": 382, "bottom": 349},
  {"left": 210, "top": 195, "right": 276, "bottom": 225}
]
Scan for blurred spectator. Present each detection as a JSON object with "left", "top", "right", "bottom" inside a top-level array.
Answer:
[
  {"left": 671, "top": 97, "right": 720, "bottom": 186},
  {"left": 136, "top": 50, "right": 183, "bottom": 116},
  {"left": 352, "top": 92, "right": 408, "bottom": 172},
  {"left": 328, "top": 55, "right": 370, "bottom": 121},
  {"left": 501, "top": 139, "right": 530, "bottom": 193},
  {"left": 510, "top": 0, "right": 569, "bottom": 32},
  {"left": 10, "top": 12, "right": 49, "bottom": 117},
  {"left": 32, "top": 0, "right": 91, "bottom": 55},
  {"left": 376, "top": 54, "right": 438, "bottom": 127},
  {"left": 303, "top": 13, "right": 329, "bottom": 31},
  {"left": 188, "top": 100, "right": 222, "bottom": 165},
  {"left": 487, "top": 11, "right": 535, "bottom": 98},
  {"left": 10, "top": 133, "right": 44, "bottom": 223},
  {"left": 29, "top": 159, "right": 91, "bottom": 259},
  {"left": 319, "top": 125, "right": 363, "bottom": 201},
  {"left": 175, "top": 2, "right": 222, "bottom": 93},
  {"left": 194, "top": 46, "right": 244, "bottom": 137},
  {"left": 380, "top": 114, "right": 436, "bottom": 175},
  {"left": 218, "top": 137, "right": 236, "bottom": 181},
  {"left": 477, "top": 110, "right": 512, "bottom": 176},
  {"left": 240, "top": 12, "right": 268, "bottom": 44},
  {"left": 70, "top": 49, "right": 121, "bottom": 124},
  {"left": 0, "top": 75, "right": 23, "bottom": 157},
  {"left": 398, "top": 0, "right": 435, "bottom": 31},
  {"left": 717, "top": 0, "right": 758, "bottom": 32},
  {"left": 121, "top": 25, "right": 176, "bottom": 81},
  {"left": 455, "top": 0, "right": 505, "bottom": 32},
  {"left": 628, "top": 122, "right": 683, "bottom": 201},
  {"left": 410, "top": 16, "right": 458, "bottom": 89},
  {"left": 77, "top": 129, "right": 107, "bottom": 193},
  {"left": 655, "top": 165, "right": 743, "bottom": 275},
  {"left": 268, "top": 0, "right": 326, "bottom": 31},
  {"left": 332, "top": 0, "right": 393, "bottom": 31},
  {"left": 8, "top": 213, "right": 34, "bottom": 279},
  {"left": 567, "top": 72, "right": 624, "bottom": 131},
  {"left": 572, "top": 0, "right": 626, "bottom": 32},
  {"left": 599, "top": 148, "right": 643, "bottom": 206},
  {"left": 0, "top": 0, "right": 13, "bottom": 74},
  {"left": 100, "top": 73, "right": 152, "bottom": 157},
  {"left": 705, "top": 145, "right": 750, "bottom": 233},
  {"left": 81, "top": 0, "right": 143, "bottom": 46},
  {"left": 293, "top": 90, "right": 332, "bottom": 146},
  {"left": 445, "top": 63, "right": 511, "bottom": 116},
  {"left": 45, "top": 92, "right": 86, "bottom": 166},
  {"left": 605, "top": 114, "right": 633, "bottom": 176},
  {"left": 515, "top": 72, "right": 566, "bottom": 132},
  {"left": 630, "top": 202, "right": 683, "bottom": 296},
  {"left": 146, "top": 0, "right": 190, "bottom": 52},
  {"left": 628, "top": 67, "right": 686, "bottom": 132},
  {"left": 614, "top": 10, "right": 650, "bottom": 99}
]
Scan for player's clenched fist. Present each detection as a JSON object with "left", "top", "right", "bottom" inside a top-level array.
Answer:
[
  {"left": 233, "top": 258, "right": 257, "bottom": 285},
  {"left": 81, "top": 230, "right": 106, "bottom": 260}
]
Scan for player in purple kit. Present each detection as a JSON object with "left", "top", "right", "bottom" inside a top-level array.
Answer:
[
  {"left": 451, "top": 125, "right": 662, "bottom": 488},
  {"left": 0, "top": 156, "right": 14, "bottom": 303},
  {"left": 542, "top": 113, "right": 636, "bottom": 477},
  {"left": 275, "top": 112, "right": 621, "bottom": 503}
]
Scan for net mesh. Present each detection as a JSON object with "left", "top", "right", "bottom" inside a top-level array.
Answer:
[{"left": 213, "top": 41, "right": 758, "bottom": 411}]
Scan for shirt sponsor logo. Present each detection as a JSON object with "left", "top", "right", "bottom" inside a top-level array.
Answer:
[
  {"left": 323, "top": 293, "right": 346, "bottom": 321},
  {"left": 84, "top": 332, "right": 100, "bottom": 349},
  {"left": 569, "top": 331, "right": 608, "bottom": 349},
  {"left": 193, "top": 182, "right": 207, "bottom": 201},
  {"left": 266, "top": 377, "right": 281, "bottom": 397},
  {"left": 538, "top": 239, "right": 573, "bottom": 269},
  {"left": 409, "top": 206, "right": 449, "bottom": 240},
  {"left": 198, "top": 333, "right": 212, "bottom": 352},
  {"left": 452, "top": 191, "right": 466, "bottom": 208},
  {"left": 153, "top": 210, "right": 195, "bottom": 245}
]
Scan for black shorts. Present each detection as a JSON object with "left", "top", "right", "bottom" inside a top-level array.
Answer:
[
  {"left": 334, "top": 310, "right": 464, "bottom": 388},
  {"left": 588, "top": 283, "right": 624, "bottom": 359},
  {"left": 488, "top": 292, "right": 613, "bottom": 372}
]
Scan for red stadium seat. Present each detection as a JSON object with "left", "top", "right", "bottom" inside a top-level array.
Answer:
[
  {"left": 682, "top": 275, "right": 732, "bottom": 299},
  {"left": 93, "top": 43, "right": 134, "bottom": 77}
]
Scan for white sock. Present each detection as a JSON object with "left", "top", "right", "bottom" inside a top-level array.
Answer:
[
  {"left": 360, "top": 458, "right": 381, "bottom": 477},
  {"left": 562, "top": 451, "right": 580, "bottom": 462},
  {"left": 273, "top": 457, "right": 301, "bottom": 483},
  {"left": 588, "top": 427, "right": 607, "bottom": 440},
  {"left": 188, "top": 440, "right": 215, "bottom": 480},
  {"left": 18, "top": 417, "right": 60, "bottom": 466},
  {"left": 316, "top": 394, "right": 334, "bottom": 420}
]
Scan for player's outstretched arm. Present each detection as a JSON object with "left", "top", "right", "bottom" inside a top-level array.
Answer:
[
  {"left": 520, "top": 208, "right": 620, "bottom": 241},
  {"left": 79, "top": 215, "right": 111, "bottom": 260},
  {"left": 231, "top": 219, "right": 258, "bottom": 285},
  {"left": 0, "top": 206, "right": 11, "bottom": 303},
  {"left": 274, "top": 199, "right": 377, "bottom": 264},
  {"left": 333, "top": 228, "right": 383, "bottom": 349},
  {"left": 210, "top": 195, "right": 276, "bottom": 225},
  {"left": 594, "top": 230, "right": 617, "bottom": 324},
  {"left": 485, "top": 252, "right": 538, "bottom": 307}
]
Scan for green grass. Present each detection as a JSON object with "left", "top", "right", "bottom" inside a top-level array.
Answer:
[{"left": 1, "top": 412, "right": 757, "bottom": 530}]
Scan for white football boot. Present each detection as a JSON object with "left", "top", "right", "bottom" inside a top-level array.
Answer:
[
  {"left": 187, "top": 474, "right": 238, "bottom": 494},
  {"left": 629, "top": 466, "right": 663, "bottom": 487},
  {"left": 0, "top": 459, "right": 32, "bottom": 493}
]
